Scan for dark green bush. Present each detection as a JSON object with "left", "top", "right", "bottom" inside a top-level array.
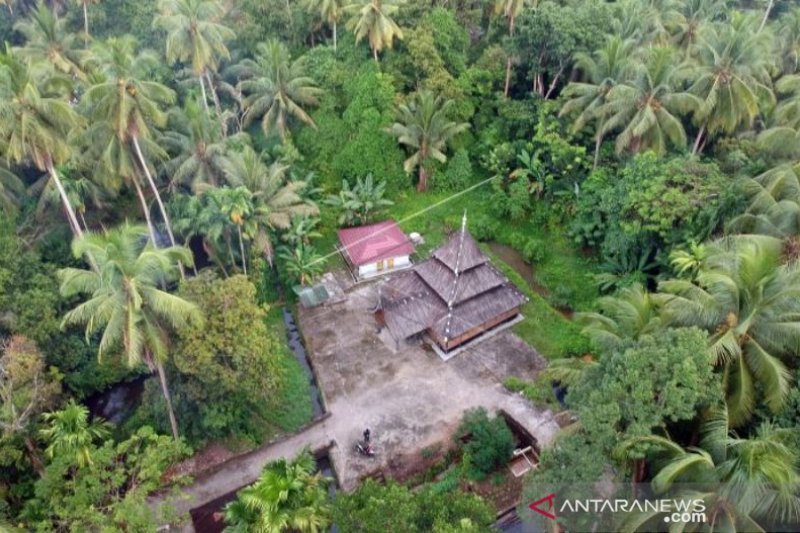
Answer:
[
  {"left": 456, "top": 408, "right": 514, "bottom": 480},
  {"left": 522, "top": 239, "right": 547, "bottom": 264},
  {"left": 469, "top": 215, "right": 499, "bottom": 242},
  {"left": 432, "top": 149, "right": 473, "bottom": 192}
]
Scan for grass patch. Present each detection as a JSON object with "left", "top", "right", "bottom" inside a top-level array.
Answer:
[
  {"left": 488, "top": 203, "right": 600, "bottom": 312},
  {"left": 266, "top": 350, "right": 314, "bottom": 433},
  {"left": 504, "top": 376, "right": 560, "bottom": 409},
  {"left": 485, "top": 246, "right": 590, "bottom": 358},
  {"left": 262, "top": 304, "right": 314, "bottom": 433}
]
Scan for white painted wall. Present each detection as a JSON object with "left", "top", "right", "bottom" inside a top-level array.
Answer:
[{"left": 358, "top": 255, "right": 411, "bottom": 279}]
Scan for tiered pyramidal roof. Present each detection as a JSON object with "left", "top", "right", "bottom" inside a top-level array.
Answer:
[{"left": 380, "top": 216, "right": 527, "bottom": 346}]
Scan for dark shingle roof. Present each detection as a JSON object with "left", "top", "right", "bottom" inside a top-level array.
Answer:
[
  {"left": 415, "top": 258, "right": 506, "bottom": 304},
  {"left": 380, "top": 228, "right": 527, "bottom": 345},
  {"left": 432, "top": 231, "right": 486, "bottom": 272}
]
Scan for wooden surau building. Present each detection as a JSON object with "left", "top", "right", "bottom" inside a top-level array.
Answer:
[{"left": 377, "top": 215, "right": 527, "bottom": 354}]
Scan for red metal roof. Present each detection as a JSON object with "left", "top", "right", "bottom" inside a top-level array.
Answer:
[{"left": 337, "top": 220, "right": 415, "bottom": 266}]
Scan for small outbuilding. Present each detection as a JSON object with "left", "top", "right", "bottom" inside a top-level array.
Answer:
[{"left": 338, "top": 220, "right": 415, "bottom": 280}]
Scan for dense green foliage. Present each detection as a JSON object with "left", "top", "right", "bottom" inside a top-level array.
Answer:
[
  {"left": 224, "top": 450, "right": 331, "bottom": 532},
  {"left": 169, "top": 274, "right": 283, "bottom": 444},
  {"left": 129, "top": 274, "right": 313, "bottom": 446},
  {"left": 573, "top": 153, "right": 741, "bottom": 273},
  {"left": 332, "top": 479, "right": 495, "bottom": 533},
  {"left": 3, "top": 0, "right": 800, "bottom": 530},
  {"left": 21, "top": 403, "right": 189, "bottom": 531},
  {"left": 456, "top": 408, "right": 514, "bottom": 481}
]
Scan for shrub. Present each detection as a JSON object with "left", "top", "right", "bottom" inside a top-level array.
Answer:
[
  {"left": 469, "top": 215, "right": 499, "bottom": 242},
  {"left": 432, "top": 149, "right": 473, "bottom": 192},
  {"left": 550, "top": 285, "right": 575, "bottom": 310},
  {"left": 522, "top": 239, "right": 547, "bottom": 264},
  {"left": 456, "top": 408, "right": 514, "bottom": 480},
  {"left": 504, "top": 376, "right": 558, "bottom": 407}
]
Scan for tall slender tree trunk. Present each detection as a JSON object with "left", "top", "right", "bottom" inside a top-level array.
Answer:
[
  {"left": 78, "top": 210, "right": 88, "bottom": 232},
  {"left": 132, "top": 176, "right": 159, "bottom": 245},
  {"left": 82, "top": 1, "right": 89, "bottom": 45},
  {"left": 225, "top": 232, "right": 236, "bottom": 270},
  {"left": 205, "top": 69, "right": 227, "bottom": 138},
  {"left": 544, "top": 65, "right": 565, "bottom": 99},
  {"left": 24, "top": 435, "right": 44, "bottom": 476},
  {"left": 48, "top": 163, "right": 83, "bottom": 238},
  {"left": 198, "top": 74, "right": 211, "bottom": 116},
  {"left": 131, "top": 136, "right": 185, "bottom": 277},
  {"left": 692, "top": 124, "right": 705, "bottom": 155},
  {"left": 503, "top": 15, "right": 515, "bottom": 97},
  {"left": 417, "top": 166, "right": 428, "bottom": 192},
  {"left": 48, "top": 160, "right": 99, "bottom": 270},
  {"left": 155, "top": 359, "right": 180, "bottom": 441},
  {"left": 593, "top": 133, "right": 603, "bottom": 169},
  {"left": 237, "top": 224, "right": 247, "bottom": 275},
  {"left": 204, "top": 239, "right": 229, "bottom": 277},
  {"left": 333, "top": 20, "right": 337, "bottom": 51},
  {"left": 373, "top": 47, "right": 378, "bottom": 62},
  {"left": 759, "top": 0, "right": 774, "bottom": 33}
]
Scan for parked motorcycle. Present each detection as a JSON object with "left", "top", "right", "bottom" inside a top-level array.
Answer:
[{"left": 354, "top": 440, "right": 375, "bottom": 457}]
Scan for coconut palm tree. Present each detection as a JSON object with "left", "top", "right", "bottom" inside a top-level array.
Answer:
[
  {"left": 773, "top": 74, "right": 800, "bottom": 130},
  {"left": 612, "top": 0, "right": 659, "bottom": 43},
  {"left": 575, "top": 283, "right": 666, "bottom": 354},
  {"left": 230, "top": 40, "right": 322, "bottom": 141},
  {"left": 32, "top": 172, "right": 107, "bottom": 232},
  {"left": 13, "top": 4, "right": 87, "bottom": 79},
  {"left": 0, "top": 48, "right": 85, "bottom": 238},
  {"left": 40, "top": 401, "right": 110, "bottom": 468},
  {"left": 598, "top": 47, "right": 700, "bottom": 156},
  {"left": 169, "top": 193, "right": 228, "bottom": 275},
  {"left": 217, "top": 186, "right": 253, "bottom": 274},
  {"left": 73, "top": 0, "right": 101, "bottom": 43},
  {"left": 305, "top": 0, "right": 344, "bottom": 51},
  {"left": 727, "top": 164, "right": 800, "bottom": 261},
  {"left": 728, "top": 164, "right": 800, "bottom": 239},
  {"left": 779, "top": 7, "right": 800, "bottom": 74},
  {"left": 222, "top": 146, "right": 318, "bottom": 265},
  {"left": 224, "top": 450, "right": 331, "bottom": 532},
  {"left": 668, "top": 0, "right": 728, "bottom": 52},
  {"left": 0, "top": 163, "right": 24, "bottom": 217},
  {"left": 559, "top": 36, "right": 634, "bottom": 167},
  {"left": 82, "top": 36, "right": 180, "bottom": 252},
  {"left": 758, "top": 75, "right": 800, "bottom": 158},
  {"left": 494, "top": 0, "right": 527, "bottom": 97},
  {"left": 196, "top": 188, "right": 239, "bottom": 270},
  {"left": 659, "top": 238, "right": 800, "bottom": 426},
  {"left": 58, "top": 224, "right": 202, "bottom": 440},
  {"left": 162, "top": 96, "right": 230, "bottom": 194},
  {"left": 388, "top": 91, "right": 469, "bottom": 192},
  {"left": 687, "top": 15, "right": 774, "bottom": 154},
  {"left": 540, "top": 356, "right": 598, "bottom": 388},
  {"left": 345, "top": 0, "right": 405, "bottom": 62},
  {"left": 153, "top": 0, "right": 234, "bottom": 124},
  {"left": 618, "top": 406, "right": 800, "bottom": 532}
]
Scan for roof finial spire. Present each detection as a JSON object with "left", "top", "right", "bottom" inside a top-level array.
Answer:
[{"left": 443, "top": 210, "right": 468, "bottom": 345}]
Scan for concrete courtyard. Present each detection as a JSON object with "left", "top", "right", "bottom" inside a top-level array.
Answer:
[
  {"left": 299, "top": 276, "right": 560, "bottom": 489},
  {"left": 155, "top": 273, "right": 560, "bottom": 529}
]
